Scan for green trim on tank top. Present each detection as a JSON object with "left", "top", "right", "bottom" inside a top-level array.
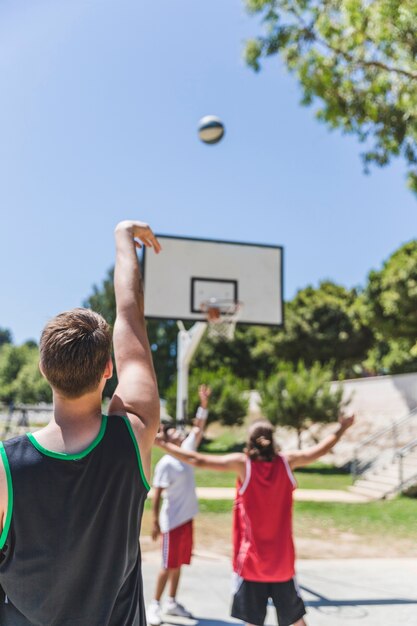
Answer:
[
  {"left": 121, "top": 416, "right": 151, "bottom": 492},
  {"left": 26, "top": 415, "right": 108, "bottom": 460},
  {"left": 0, "top": 441, "right": 14, "bottom": 550}
]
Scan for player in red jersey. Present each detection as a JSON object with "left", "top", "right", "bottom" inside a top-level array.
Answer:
[{"left": 155, "top": 415, "right": 354, "bottom": 626}]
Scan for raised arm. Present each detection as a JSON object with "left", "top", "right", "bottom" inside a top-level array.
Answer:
[
  {"left": 155, "top": 436, "right": 246, "bottom": 480},
  {"left": 108, "top": 221, "right": 161, "bottom": 473},
  {"left": 188, "top": 385, "right": 211, "bottom": 449},
  {"left": 285, "top": 415, "right": 354, "bottom": 470}
]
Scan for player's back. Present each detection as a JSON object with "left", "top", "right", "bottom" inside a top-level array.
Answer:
[
  {"left": 0, "top": 414, "right": 149, "bottom": 626},
  {"left": 233, "top": 454, "right": 296, "bottom": 582}
]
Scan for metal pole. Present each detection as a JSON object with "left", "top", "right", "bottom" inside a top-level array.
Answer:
[
  {"left": 398, "top": 452, "right": 404, "bottom": 490},
  {"left": 392, "top": 420, "right": 398, "bottom": 458},
  {"left": 351, "top": 449, "right": 358, "bottom": 483},
  {"left": 176, "top": 321, "right": 207, "bottom": 430}
]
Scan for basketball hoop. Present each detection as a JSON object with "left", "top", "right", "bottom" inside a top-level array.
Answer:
[{"left": 200, "top": 298, "right": 242, "bottom": 341}]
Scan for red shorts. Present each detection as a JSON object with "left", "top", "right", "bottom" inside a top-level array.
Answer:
[{"left": 162, "top": 520, "right": 193, "bottom": 569}]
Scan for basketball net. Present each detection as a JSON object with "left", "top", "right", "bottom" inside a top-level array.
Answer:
[{"left": 201, "top": 299, "right": 242, "bottom": 342}]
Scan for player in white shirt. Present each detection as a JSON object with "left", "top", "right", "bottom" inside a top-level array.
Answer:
[{"left": 147, "top": 385, "right": 211, "bottom": 626}]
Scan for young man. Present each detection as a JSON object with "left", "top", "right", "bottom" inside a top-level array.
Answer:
[
  {"left": 147, "top": 385, "right": 211, "bottom": 626},
  {"left": 156, "top": 414, "right": 354, "bottom": 626},
  {"left": 0, "top": 220, "right": 161, "bottom": 625}
]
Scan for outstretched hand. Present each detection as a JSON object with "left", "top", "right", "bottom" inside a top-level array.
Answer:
[
  {"left": 338, "top": 414, "right": 355, "bottom": 431},
  {"left": 198, "top": 384, "right": 212, "bottom": 408}
]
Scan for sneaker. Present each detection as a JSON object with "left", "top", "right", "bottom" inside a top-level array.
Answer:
[
  {"left": 164, "top": 600, "right": 193, "bottom": 618},
  {"left": 147, "top": 601, "right": 162, "bottom": 626}
]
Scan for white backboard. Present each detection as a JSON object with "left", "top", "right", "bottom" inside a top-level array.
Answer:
[{"left": 142, "top": 235, "right": 283, "bottom": 326}]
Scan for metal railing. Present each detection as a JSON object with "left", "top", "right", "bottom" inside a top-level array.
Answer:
[
  {"left": 351, "top": 407, "right": 417, "bottom": 482},
  {"left": 0, "top": 403, "right": 53, "bottom": 440},
  {"left": 396, "top": 438, "right": 417, "bottom": 492}
]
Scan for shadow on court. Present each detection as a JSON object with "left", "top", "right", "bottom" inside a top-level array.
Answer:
[
  {"left": 300, "top": 584, "right": 417, "bottom": 621},
  {"left": 164, "top": 620, "right": 236, "bottom": 626},
  {"left": 297, "top": 561, "right": 417, "bottom": 625},
  {"left": 143, "top": 554, "right": 417, "bottom": 625}
]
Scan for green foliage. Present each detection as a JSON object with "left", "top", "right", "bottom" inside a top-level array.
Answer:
[
  {"left": 0, "top": 328, "right": 12, "bottom": 348},
  {"left": 252, "top": 281, "right": 373, "bottom": 378},
  {"left": 364, "top": 240, "right": 417, "bottom": 373},
  {"left": 193, "top": 325, "right": 269, "bottom": 384},
  {"left": 10, "top": 358, "right": 52, "bottom": 403},
  {"left": 84, "top": 267, "right": 116, "bottom": 326},
  {"left": 244, "top": 0, "right": 417, "bottom": 193},
  {"left": 166, "top": 366, "right": 249, "bottom": 426},
  {"left": 364, "top": 337, "right": 417, "bottom": 374},
  {"left": 259, "top": 361, "right": 345, "bottom": 445},
  {"left": 367, "top": 240, "right": 417, "bottom": 340},
  {"left": 0, "top": 343, "right": 51, "bottom": 404}
]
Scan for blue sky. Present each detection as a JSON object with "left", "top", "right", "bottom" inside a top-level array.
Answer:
[{"left": 1, "top": 0, "right": 416, "bottom": 344}]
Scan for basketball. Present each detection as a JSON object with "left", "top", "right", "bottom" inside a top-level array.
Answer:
[{"left": 198, "top": 115, "right": 225, "bottom": 144}]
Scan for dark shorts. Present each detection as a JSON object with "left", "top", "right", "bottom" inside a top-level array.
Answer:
[{"left": 231, "top": 576, "right": 306, "bottom": 626}]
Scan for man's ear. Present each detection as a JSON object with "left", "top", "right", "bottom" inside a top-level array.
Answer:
[{"left": 103, "top": 358, "right": 113, "bottom": 380}]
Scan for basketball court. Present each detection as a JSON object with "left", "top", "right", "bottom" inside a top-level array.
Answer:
[
  {"left": 142, "top": 553, "right": 417, "bottom": 625},
  {"left": 141, "top": 235, "right": 417, "bottom": 626}
]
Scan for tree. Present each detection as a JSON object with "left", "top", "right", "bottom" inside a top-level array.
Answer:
[
  {"left": 251, "top": 281, "right": 373, "bottom": 378},
  {"left": 165, "top": 367, "right": 249, "bottom": 427},
  {"left": 367, "top": 240, "right": 417, "bottom": 340},
  {"left": 365, "top": 240, "right": 417, "bottom": 373},
  {"left": 259, "top": 361, "right": 345, "bottom": 447},
  {"left": 0, "top": 343, "right": 51, "bottom": 404},
  {"left": 193, "top": 325, "right": 271, "bottom": 384},
  {"left": 85, "top": 268, "right": 116, "bottom": 326},
  {"left": 10, "top": 356, "right": 52, "bottom": 404},
  {"left": 0, "top": 328, "right": 12, "bottom": 348},
  {"left": 364, "top": 338, "right": 417, "bottom": 375},
  {"left": 244, "top": 0, "right": 417, "bottom": 193}
]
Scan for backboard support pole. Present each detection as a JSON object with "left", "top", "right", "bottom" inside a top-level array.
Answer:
[{"left": 176, "top": 321, "right": 207, "bottom": 430}]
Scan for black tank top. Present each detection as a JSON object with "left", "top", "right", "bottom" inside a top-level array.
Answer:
[{"left": 0, "top": 414, "right": 149, "bottom": 626}]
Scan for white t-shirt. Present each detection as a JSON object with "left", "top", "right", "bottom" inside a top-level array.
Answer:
[{"left": 153, "top": 431, "right": 199, "bottom": 533}]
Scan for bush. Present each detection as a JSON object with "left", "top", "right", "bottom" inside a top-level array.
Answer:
[
  {"left": 0, "top": 343, "right": 52, "bottom": 404},
  {"left": 165, "top": 366, "right": 249, "bottom": 426},
  {"left": 259, "top": 361, "right": 346, "bottom": 448}
]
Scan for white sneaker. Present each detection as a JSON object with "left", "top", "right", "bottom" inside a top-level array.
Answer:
[
  {"left": 164, "top": 600, "right": 193, "bottom": 618},
  {"left": 147, "top": 601, "right": 162, "bottom": 626}
]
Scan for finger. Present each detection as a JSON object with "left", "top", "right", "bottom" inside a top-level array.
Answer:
[
  {"left": 134, "top": 240, "right": 142, "bottom": 249},
  {"left": 144, "top": 236, "right": 159, "bottom": 251},
  {"left": 148, "top": 232, "right": 162, "bottom": 253}
]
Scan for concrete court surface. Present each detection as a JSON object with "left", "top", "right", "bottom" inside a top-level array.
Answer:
[{"left": 142, "top": 551, "right": 417, "bottom": 626}]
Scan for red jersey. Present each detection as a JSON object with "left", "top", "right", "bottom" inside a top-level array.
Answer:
[{"left": 232, "top": 454, "right": 296, "bottom": 582}]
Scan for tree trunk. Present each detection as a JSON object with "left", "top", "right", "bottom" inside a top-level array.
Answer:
[{"left": 297, "top": 428, "right": 302, "bottom": 450}]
